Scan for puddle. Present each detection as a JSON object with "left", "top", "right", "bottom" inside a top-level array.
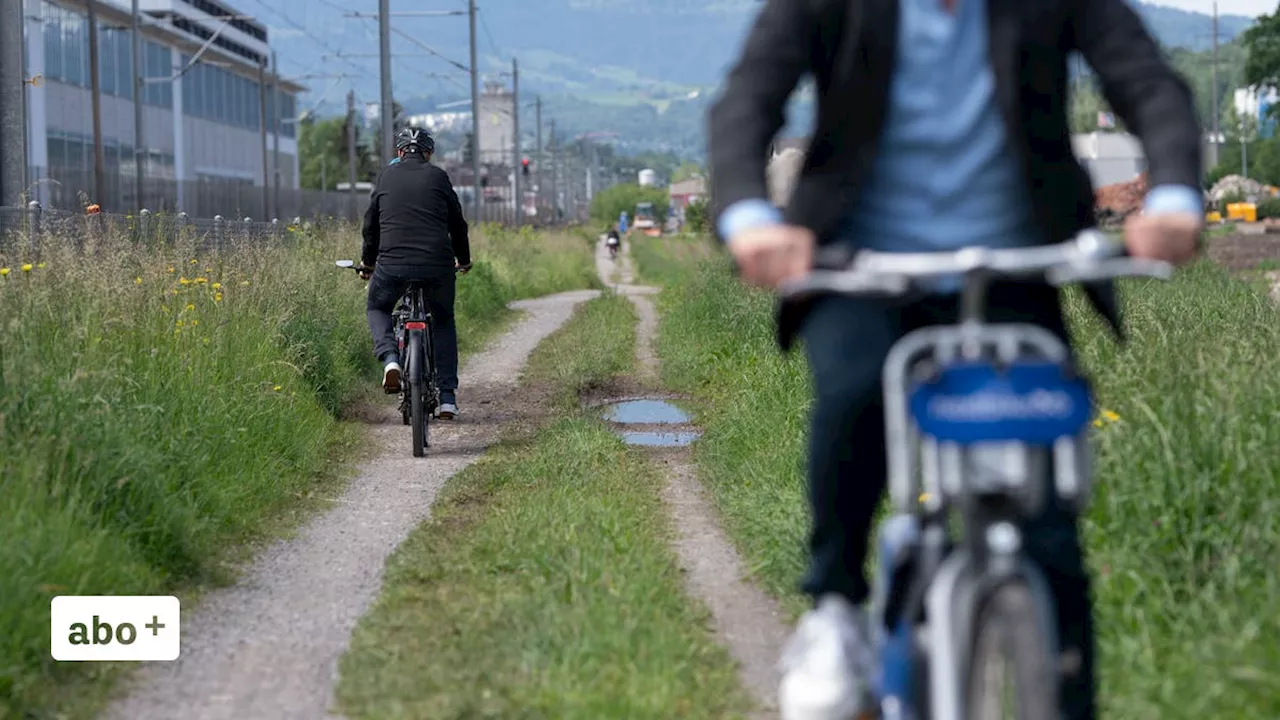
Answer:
[
  {"left": 603, "top": 399, "right": 690, "bottom": 424},
  {"left": 621, "top": 430, "right": 702, "bottom": 447}
]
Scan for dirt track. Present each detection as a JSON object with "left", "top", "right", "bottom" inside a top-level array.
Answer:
[{"left": 1207, "top": 232, "right": 1280, "bottom": 273}]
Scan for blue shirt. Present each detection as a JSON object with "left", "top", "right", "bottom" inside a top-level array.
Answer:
[{"left": 718, "top": 0, "right": 1200, "bottom": 263}]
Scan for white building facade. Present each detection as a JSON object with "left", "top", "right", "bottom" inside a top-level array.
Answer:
[{"left": 23, "top": 0, "right": 304, "bottom": 217}]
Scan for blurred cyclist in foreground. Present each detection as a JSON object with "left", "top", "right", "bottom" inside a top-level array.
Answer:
[{"left": 707, "top": 0, "right": 1203, "bottom": 718}]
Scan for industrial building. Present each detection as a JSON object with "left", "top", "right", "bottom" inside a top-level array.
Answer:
[{"left": 22, "top": 0, "right": 305, "bottom": 218}]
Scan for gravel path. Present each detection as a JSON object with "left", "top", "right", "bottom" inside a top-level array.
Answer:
[
  {"left": 101, "top": 289, "right": 598, "bottom": 720},
  {"left": 604, "top": 236, "right": 790, "bottom": 718}
]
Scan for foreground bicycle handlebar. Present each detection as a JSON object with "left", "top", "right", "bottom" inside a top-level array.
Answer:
[{"left": 777, "top": 230, "right": 1174, "bottom": 303}]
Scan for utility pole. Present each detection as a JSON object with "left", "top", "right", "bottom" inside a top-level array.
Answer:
[
  {"left": 258, "top": 60, "right": 269, "bottom": 218},
  {"left": 131, "top": 0, "right": 145, "bottom": 210},
  {"left": 549, "top": 119, "right": 558, "bottom": 222},
  {"left": 346, "top": 89, "right": 358, "bottom": 220},
  {"left": 468, "top": 0, "right": 482, "bottom": 222},
  {"left": 272, "top": 50, "right": 281, "bottom": 218},
  {"left": 87, "top": 0, "right": 106, "bottom": 206},
  {"left": 378, "top": 0, "right": 394, "bottom": 164},
  {"left": 535, "top": 95, "right": 542, "bottom": 218},
  {"left": 586, "top": 140, "right": 595, "bottom": 202},
  {"left": 0, "top": 0, "right": 23, "bottom": 206},
  {"left": 1210, "top": 1, "right": 1221, "bottom": 169},
  {"left": 512, "top": 58, "right": 521, "bottom": 225}
]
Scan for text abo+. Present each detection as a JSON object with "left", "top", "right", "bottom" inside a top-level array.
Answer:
[{"left": 51, "top": 596, "right": 181, "bottom": 661}]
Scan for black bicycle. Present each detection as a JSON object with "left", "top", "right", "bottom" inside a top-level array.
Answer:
[{"left": 337, "top": 260, "right": 445, "bottom": 457}]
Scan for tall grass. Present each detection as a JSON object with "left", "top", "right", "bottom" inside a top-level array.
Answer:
[
  {"left": 0, "top": 221, "right": 596, "bottom": 717},
  {"left": 653, "top": 251, "right": 1280, "bottom": 717}
]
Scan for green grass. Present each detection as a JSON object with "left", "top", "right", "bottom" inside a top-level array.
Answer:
[
  {"left": 523, "top": 289, "right": 637, "bottom": 405},
  {"left": 335, "top": 294, "right": 750, "bottom": 720},
  {"left": 0, "top": 223, "right": 597, "bottom": 719},
  {"left": 654, "top": 252, "right": 1280, "bottom": 717},
  {"left": 630, "top": 232, "right": 718, "bottom": 287}
]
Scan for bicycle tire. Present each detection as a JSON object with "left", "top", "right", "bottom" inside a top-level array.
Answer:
[
  {"left": 410, "top": 336, "right": 426, "bottom": 457},
  {"left": 965, "top": 580, "right": 1058, "bottom": 720}
]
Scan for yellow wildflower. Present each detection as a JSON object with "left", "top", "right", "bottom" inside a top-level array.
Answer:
[
  {"left": 1101, "top": 409, "right": 1120, "bottom": 423},
  {"left": 21, "top": 263, "right": 33, "bottom": 272},
  {"left": 0, "top": 268, "right": 9, "bottom": 276},
  {"left": 134, "top": 276, "right": 143, "bottom": 285},
  {"left": 185, "top": 303, "right": 195, "bottom": 311},
  {"left": 176, "top": 320, "right": 184, "bottom": 327},
  {"left": 212, "top": 282, "right": 222, "bottom": 289},
  {"left": 273, "top": 385, "right": 282, "bottom": 392},
  {"left": 214, "top": 292, "right": 223, "bottom": 302},
  {"left": 1093, "top": 419, "right": 1104, "bottom": 428},
  {"left": 239, "top": 280, "right": 250, "bottom": 287},
  {"left": 195, "top": 277, "right": 208, "bottom": 284},
  {"left": 179, "top": 277, "right": 191, "bottom": 286},
  {"left": 190, "top": 259, "right": 198, "bottom": 265},
  {"left": 167, "top": 266, "right": 175, "bottom": 273},
  {"left": 36, "top": 262, "right": 45, "bottom": 269},
  {"left": 191, "top": 320, "right": 199, "bottom": 326}
]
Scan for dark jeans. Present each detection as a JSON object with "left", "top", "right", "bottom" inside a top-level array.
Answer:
[
  {"left": 366, "top": 264, "right": 459, "bottom": 392},
  {"left": 798, "top": 281, "right": 1095, "bottom": 720}
]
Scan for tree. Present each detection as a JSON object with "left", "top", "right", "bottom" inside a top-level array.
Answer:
[
  {"left": 590, "top": 183, "right": 669, "bottom": 227},
  {"left": 1207, "top": 102, "right": 1280, "bottom": 185},
  {"left": 671, "top": 161, "right": 704, "bottom": 183},
  {"left": 1068, "top": 77, "right": 1127, "bottom": 134},
  {"left": 1242, "top": 10, "right": 1280, "bottom": 97},
  {"left": 297, "top": 116, "right": 349, "bottom": 190}
]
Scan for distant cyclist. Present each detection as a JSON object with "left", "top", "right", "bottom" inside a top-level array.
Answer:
[
  {"left": 606, "top": 225, "right": 621, "bottom": 258},
  {"left": 361, "top": 126, "right": 471, "bottom": 419}
]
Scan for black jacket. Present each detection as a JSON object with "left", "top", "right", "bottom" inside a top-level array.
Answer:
[
  {"left": 362, "top": 155, "right": 470, "bottom": 271},
  {"left": 707, "top": 0, "right": 1202, "bottom": 349}
]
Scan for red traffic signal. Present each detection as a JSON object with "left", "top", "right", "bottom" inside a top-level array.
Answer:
[{"left": 521, "top": 157, "right": 530, "bottom": 177}]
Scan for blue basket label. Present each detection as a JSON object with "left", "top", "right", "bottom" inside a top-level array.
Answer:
[{"left": 908, "top": 361, "right": 1092, "bottom": 444}]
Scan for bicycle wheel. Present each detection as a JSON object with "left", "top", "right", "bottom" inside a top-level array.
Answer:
[
  {"left": 965, "top": 581, "right": 1058, "bottom": 720},
  {"left": 410, "top": 336, "right": 426, "bottom": 457}
]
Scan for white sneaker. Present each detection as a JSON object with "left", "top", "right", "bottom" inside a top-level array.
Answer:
[
  {"left": 778, "top": 594, "right": 873, "bottom": 720},
  {"left": 436, "top": 402, "right": 458, "bottom": 419},
  {"left": 382, "top": 361, "right": 402, "bottom": 393}
]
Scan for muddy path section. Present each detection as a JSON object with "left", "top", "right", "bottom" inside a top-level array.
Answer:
[
  {"left": 100, "top": 289, "right": 600, "bottom": 720},
  {"left": 606, "top": 246, "right": 790, "bottom": 718}
]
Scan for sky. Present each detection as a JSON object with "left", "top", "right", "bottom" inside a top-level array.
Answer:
[{"left": 1148, "top": 0, "right": 1276, "bottom": 16}]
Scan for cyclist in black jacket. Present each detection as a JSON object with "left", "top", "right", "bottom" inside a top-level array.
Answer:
[{"left": 361, "top": 126, "right": 472, "bottom": 419}]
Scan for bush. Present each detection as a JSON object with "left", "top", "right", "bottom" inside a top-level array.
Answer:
[
  {"left": 684, "top": 197, "right": 710, "bottom": 234},
  {"left": 1255, "top": 197, "right": 1280, "bottom": 220},
  {"left": 589, "top": 183, "right": 670, "bottom": 227}
]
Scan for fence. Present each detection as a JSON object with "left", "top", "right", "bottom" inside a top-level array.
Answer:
[
  {"left": 24, "top": 168, "right": 584, "bottom": 228},
  {"left": 0, "top": 198, "right": 599, "bottom": 261},
  {"left": 0, "top": 203, "right": 317, "bottom": 260}
]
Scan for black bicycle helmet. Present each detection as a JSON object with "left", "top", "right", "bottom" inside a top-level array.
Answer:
[{"left": 395, "top": 126, "right": 435, "bottom": 155}]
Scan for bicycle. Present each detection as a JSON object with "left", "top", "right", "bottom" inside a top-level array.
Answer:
[
  {"left": 337, "top": 260, "right": 455, "bottom": 458},
  {"left": 777, "top": 230, "right": 1172, "bottom": 720}
]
